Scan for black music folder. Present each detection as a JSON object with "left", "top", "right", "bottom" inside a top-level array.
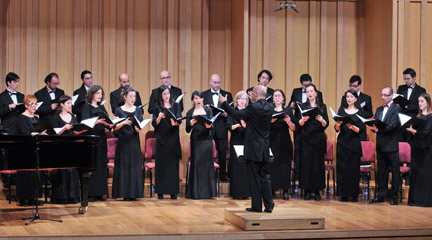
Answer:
[
  {"left": 398, "top": 113, "right": 425, "bottom": 129},
  {"left": 393, "top": 94, "right": 410, "bottom": 108}
]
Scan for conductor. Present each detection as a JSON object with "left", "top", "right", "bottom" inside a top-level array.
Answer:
[{"left": 219, "top": 85, "right": 274, "bottom": 213}]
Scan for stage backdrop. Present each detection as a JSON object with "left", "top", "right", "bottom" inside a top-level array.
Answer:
[{"left": 1, "top": 0, "right": 431, "bottom": 177}]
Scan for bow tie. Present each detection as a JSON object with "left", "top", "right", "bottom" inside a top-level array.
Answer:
[
  {"left": 383, "top": 104, "right": 389, "bottom": 108},
  {"left": 48, "top": 90, "right": 56, "bottom": 94},
  {"left": 8, "top": 92, "right": 16, "bottom": 96},
  {"left": 212, "top": 92, "right": 219, "bottom": 96},
  {"left": 409, "top": 85, "right": 415, "bottom": 89}
]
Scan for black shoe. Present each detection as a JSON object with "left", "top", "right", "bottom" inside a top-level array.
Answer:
[
  {"left": 246, "top": 208, "right": 262, "bottom": 212},
  {"left": 283, "top": 192, "right": 289, "bottom": 200},
  {"left": 315, "top": 194, "right": 321, "bottom": 201},
  {"left": 304, "top": 193, "right": 311, "bottom": 201},
  {"left": 352, "top": 196, "right": 359, "bottom": 202},
  {"left": 158, "top": 194, "right": 164, "bottom": 200},
  {"left": 340, "top": 197, "right": 348, "bottom": 202},
  {"left": 123, "top": 198, "right": 130, "bottom": 201},
  {"left": 170, "top": 194, "right": 177, "bottom": 200},
  {"left": 18, "top": 200, "right": 28, "bottom": 207},
  {"left": 129, "top": 198, "right": 138, "bottom": 201},
  {"left": 369, "top": 196, "right": 385, "bottom": 203},
  {"left": 390, "top": 198, "right": 398, "bottom": 205},
  {"left": 264, "top": 208, "right": 273, "bottom": 213},
  {"left": 28, "top": 199, "right": 44, "bottom": 206},
  {"left": 219, "top": 175, "right": 229, "bottom": 182}
]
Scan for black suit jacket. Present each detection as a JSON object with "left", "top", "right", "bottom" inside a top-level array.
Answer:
[
  {"left": 339, "top": 92, "right": 373, "bottom": 118},
  {"left": 397, "top": 84, "right": 426, "bottom": 117},
  {"left": 148, "top": 85, "right": 183, "bottom": 114},
  {"left": 202, "top": 89, "right": 233, "bottom": 139},
  {"left": 374, "top": 104, "right": 401, "bottom": 153},
  {"left": 0, "top": 90, "right": 25, "bottom": 134},
  {"left": 222, "top": 99, "right": 273, "bottom": 162},
  {"left": 72, "top": 84, "right": 88, "bottom": 121},
  {"left": 109, "top": 87, "right": 143, "bottom": 115},
  {"left": 35, "top": 87, "right": 65, "bottom": 124}
]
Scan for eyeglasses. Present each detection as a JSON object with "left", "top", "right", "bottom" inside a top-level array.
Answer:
[
  {"left": 380, "top": 94, "right": 391, "bottom": 97},
  {"left": 160, "top": 76, "right": 171, "bottom": 80},
  {"left": 349, "top": 84, "right": 359, "bottom": 88}
]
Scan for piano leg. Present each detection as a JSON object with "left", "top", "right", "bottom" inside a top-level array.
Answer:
[{"left": 79, "top": 172, "right": 92, "bottom": 214}]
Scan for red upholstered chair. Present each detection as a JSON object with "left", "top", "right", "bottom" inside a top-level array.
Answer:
[
  {"left": 325, "top": 140, "right": 335, "bottom": 199},
  {"left": 185, "top": 140, "right": 220, "bottom": 197},
  {"left": 398, "top": 142, "right": 411, "bottom": 203},
  {"left": 360, "top": 141, "right": 376, "bottom": 201},
  {"left": 0, "top": 170, "right": 17, "bottom": 204},
  {"left": 143, "top": 137, "right": 156, "bottom": 197},
  {"left": 107, "top": 138, "right": 118, "bottom": 167}
]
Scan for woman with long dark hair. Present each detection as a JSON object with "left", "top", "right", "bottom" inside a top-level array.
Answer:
[
  {"left": 269, "top": 89, "right": 296, "bottom": 200},
  {"left": 185, "top": 90, "right": 216, "bottom": 199},
  {"left": 112, "top": 88, "right": 144, "bottom": 201},
  {"left": 334, "top": 89, "right": 365, "bottom": 202},
  {"left": 298, "top": 84, "right": 329, "bottom": 201},
  {"left": 152, "top": 85, "right": 182, "bottom": 200},
  {"left": 406, "top": 92, "right": 432, "bottom": 207}
]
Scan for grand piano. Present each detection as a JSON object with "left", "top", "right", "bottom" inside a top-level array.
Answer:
[{"left": 0, "top": 133, "right": 98, "bottom": 214}]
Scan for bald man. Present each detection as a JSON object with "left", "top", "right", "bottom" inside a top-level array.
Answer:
[
  {"left": 148, "top": 70, "right": 183, "bottom": 115},
  {"left": 110, "top": 73, "right": 143, "bottom": 114},
  {"left": 219, "top": 85, "right": 274, "bottom": 213},
  {"left": 202, "top": 74, "right": 233, "bottom": 182}
]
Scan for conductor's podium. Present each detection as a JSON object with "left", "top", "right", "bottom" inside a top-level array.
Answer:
[{"left": 225, "top": 208, "right": 324, "bottom": 231}]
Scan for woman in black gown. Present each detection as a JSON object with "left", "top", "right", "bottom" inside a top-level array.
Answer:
[
  {"left": 334, "top": 90, "right": 364, "bottom": 202},
  {"left": 406, "top": 92, "right": 432, "bottom": 207},
  {"left": 185, "top": 90, "right": 216, "bottom": 199},
  {"left": 270, "top": 89, "right": 296, "bottom": 200},
  {"left": 81, "top": 85, "right": 112, "bottom": 202},
  {"left": 15, "top": 94, "right": 46, "bottom": 206},
  {"left": 152, "top": 85, "right": 182, "bottom": 200},
  {"left": 298, "top": 84, "right": 329, "bottom": 201},
  {"left": 112, "top": 88, "right": 144, "bottom": 201},
  {"left": 227, "top": 91, "right": 250, "bottom": 199},
  {"left": 50, "top": 95, "right": 84, "bottom": 204}
]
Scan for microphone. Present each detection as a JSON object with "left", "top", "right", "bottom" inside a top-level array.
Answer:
[
  {"left": 274, "top": 3, "right": 287, "bottom": 12},
  {"left": 291, "top": 4, "right": 299, "bottom": 13}
]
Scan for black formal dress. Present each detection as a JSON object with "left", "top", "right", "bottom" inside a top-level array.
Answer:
[
  {"left": 81, "top": 103, "right": 109, "bottom": 198},
  {"left": 185, "top": 107, "right": 216, "bottom": 199},
  {"left": 72, "top": 84, "right": 88, "bottom": 122},
  {"left": 227, "top": 111, "right": 250, "bottom": 198},
  {"left": 269, "top": 107, "right": 295, "bottom": 191},
  {"left": 408, "top": 114, "right": 432, "bottom": 207},
  {"left": 151, "top": 103, "right": 182, "bottom": 195},
  {"left": 15, "top": 115, "right": 43, "bottom": 203},
  {"left": 49, "top": 113, "right": 81, "bottom": 204},
  {"left": 148, "top": 86, "right": 183, "bottom": 115},
  {"left": 202, "top": 89, "right": 233, "bottom": 179},
  {"left": 0, "top": 89, "right": 25, "bottom": 134},
  {"left": 373, "top": 103, "right": 401, "bottom": 201},
  {"left": 222, "top": 99, "right": 274, "bottom": 212},
  {"left": 109, "top": 87, "right": 143, "bottom": 115},
  {"left": 111, "top": 107, "right": 144, "bottom": 199},
  {"left": 339, "top": 92, "right": 373, "bottom": 141},
  {"left": 34, "top": 87, "right": 65, "bottom": 124},
  {"left": 298, "top": 103, "right": 329, "bottom": 193},
  {"left": 336, "top": 109, "right": 364, "bottom": 198}
]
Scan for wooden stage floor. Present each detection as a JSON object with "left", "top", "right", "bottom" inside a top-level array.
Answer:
[{"left": 0, "top": 192, "right": 432, "bottom": 239}]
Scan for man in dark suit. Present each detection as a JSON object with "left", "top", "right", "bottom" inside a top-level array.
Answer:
[
  {"left": 202, "top": 74, "right": 233, "bottom": 182},
  {"left": 220, "top": 85, "right": 274, "bottom": 213},
  {"left": 368, "top": 87, "right": 401, "bottom": 205},
  {"left": 72, "top": 70, "right": 93, "bottom": 121},
  {"left": 110, "top": 73, "right": 142, "bottom": 114},
  {"left": 148, "top": 70, "right": 183, "bottom": 115},
  {"left": 339, "top": 75, "right": 373, "bottom": 141},
  {"left": 246, "top": 69, "right": 274, "bottom": 102},
  {"left": 0, "top": 72, "right": 25, "bottom": 134},
  {"left": 397, "top": 68, "right": 426, "bottom": 118},
  {"left": 35, "top": 72, "right": 65, "bottom": 124}
]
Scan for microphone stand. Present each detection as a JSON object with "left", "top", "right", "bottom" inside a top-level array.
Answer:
[{"left": 22, "top": 135, "right": 63, "bottom": 225}]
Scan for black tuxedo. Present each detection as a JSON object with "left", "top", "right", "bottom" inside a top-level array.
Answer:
[
  {"left": 222, "top": 99, "right": 274, "bottom": 211},
  {"left": 35, "top": 87, "right": 65, "bottom": 124},
  {"left": 202, "top": 89, "right": 233, "bottom": 178},
  {"left": 148, "top": 85, "right": 183, "bottom": 114},
  {"left": 373, "top": 103, "right": 401, "bottom": 200},
  {"left": 0, "top": 90, "right": 25, "bottom": 134},
  {"left": 109, "top": 87, "right": 143, "bottom": 115},
  {"left": 72, "top": 84, "right": 88, "bottom": 121},
  {"left": 397, "top": 84, "right": 426, "bottom": 117}
]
